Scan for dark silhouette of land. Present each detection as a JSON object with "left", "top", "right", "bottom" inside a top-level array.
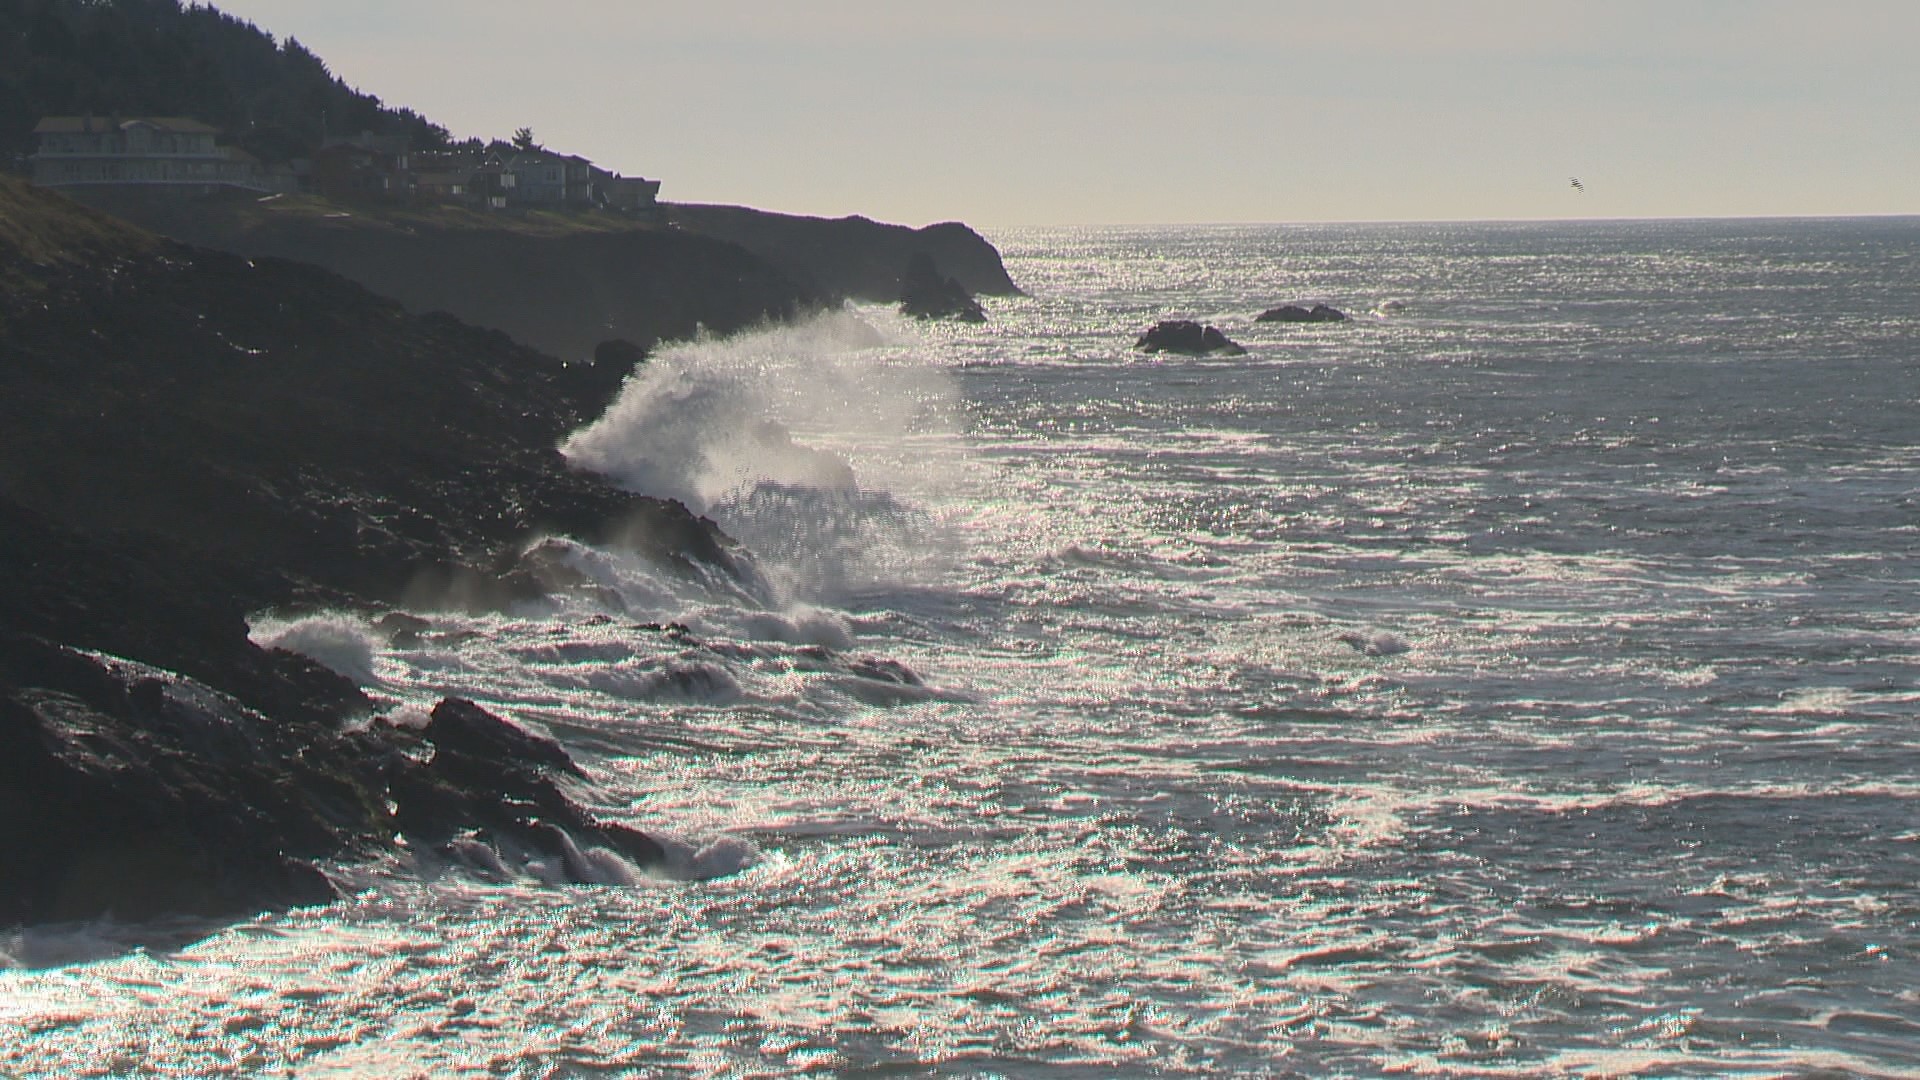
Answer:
[{"left": 0, "top": 1, "right": 1017, "bottom": 930}]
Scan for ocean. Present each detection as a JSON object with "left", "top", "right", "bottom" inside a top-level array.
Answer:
[{"left": 5, "top": 218, "right": 1920, "bottom": 1077}]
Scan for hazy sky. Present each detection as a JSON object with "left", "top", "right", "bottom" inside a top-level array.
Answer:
[{"left": 205, "top": 0, "right": 1919, "bottom": 227}]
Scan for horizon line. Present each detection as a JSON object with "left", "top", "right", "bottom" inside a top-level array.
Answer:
[{"left": 966, "top": 211, "right": 1920, "bottom": 231}]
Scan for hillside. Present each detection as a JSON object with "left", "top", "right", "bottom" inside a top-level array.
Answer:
[
  {"left": 4, "top": 0, "right": 1020, "bottom": 356},
  {"left": 0, "top": 0, "right": 445, "bottom": 167}
]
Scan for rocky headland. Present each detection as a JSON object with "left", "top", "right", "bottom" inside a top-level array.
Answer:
[
  {"left": 665, "top": 202, "right": 1022, "bottom": 303},
  {"left": 0, "top": 176, "right": 764, "bottom": 925},
  {"left": 2, "top": 0, "right": 1024, "bottom": 930},
  {"left": 65, "top": 190, "right": 1022, "bottom": 363},
  {"left": 63, "top": 188, "right": 829, "bottom": 363}
]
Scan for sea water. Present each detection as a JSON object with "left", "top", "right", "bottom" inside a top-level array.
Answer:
[{"left": 5, "top": 219, "right": 1920, "bottom": 1077}]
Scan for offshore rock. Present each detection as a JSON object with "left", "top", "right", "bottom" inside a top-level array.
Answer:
[
  {"left": 899, "top": 251, "right": 987, "bottom": 322},
  {"left": 1135, "top": 320, "right": 1248, "bottom": 356},
  {"left": 1257, "top": 302, "right": 1348, "bottom": 323}
]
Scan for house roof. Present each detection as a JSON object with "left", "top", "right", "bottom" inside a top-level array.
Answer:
[
  {"left": 34, "top": 116, "right": 220, "bottom": 135},
  {"left": 506, "top": 151, "right": 595, "bottom": 170}
]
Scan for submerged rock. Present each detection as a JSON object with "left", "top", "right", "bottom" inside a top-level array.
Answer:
[
  {"left": 899, "top": 252, "right": 988, "bottom": 322},
  {"left": 1256, "top": 303, "right": 1348, "bottom": 323},
  {"left": 1336, "top": 630, "right": 1410, "bottom": 657},
  {"left": 1135, "top": 320, "right": 1247, "bottom": 356}
]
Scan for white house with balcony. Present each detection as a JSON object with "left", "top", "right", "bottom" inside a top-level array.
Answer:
[{"left": 30, "top": 116, "right": 278, "bottom": 194}]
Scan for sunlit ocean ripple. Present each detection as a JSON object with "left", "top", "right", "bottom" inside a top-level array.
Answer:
[{"left": 7, "top": 219, "right": 1920, "bottom": 1077}]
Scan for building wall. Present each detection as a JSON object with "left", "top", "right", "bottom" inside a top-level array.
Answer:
[{"left": 31, "top": 119, "right": 271, "bottom": 193}]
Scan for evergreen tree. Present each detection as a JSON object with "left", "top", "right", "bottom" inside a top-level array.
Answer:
[{"left": 0, "top": 0, "right": 455, "bottom": 168}]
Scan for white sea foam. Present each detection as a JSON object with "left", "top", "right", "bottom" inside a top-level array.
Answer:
[
  {"left": 248, "top": 613, "right": 381, "bottom": 685},
  {"left": 1334, "top": 629, "right": 1410, "bottom": 657},
  {"left": 731, "top": 606, "right": 856, "bottom": 649},
  {"left": 651, "top": 833, "right": 762, "bottom": 881},
  {"left": 13, "top": 221, "right": 1920, "bottom": 1079},
  {"left": 560, "top": 311, "right": 974, "bottom": 603},
  {"left": 580, "top": 659, "right": 743, "bottom": 704},
  {"left": 562, "top": 310, "right": 957, "bottom": 512}
]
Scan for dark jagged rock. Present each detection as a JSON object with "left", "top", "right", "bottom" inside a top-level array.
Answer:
[
  {"left": 593, "top": 337, "right": 650, "bottom": 370},
  {"left": 0, "top": 633, "right": 663, "bottom": 925},
  {"left": 898, "top": 251, "right": 987, "bottom": 323},
  {"left": 424, "top": 697, "right": 583, "bottom": 780},
  {"left": 1135, "top": 320, "right": 1248, "bottom": 356},
  {"left": 1256, "top": 303, "right": 1348, "bottom": 323},
  {"left": 374, "top": 612, "right": 434, "bottom": 648},
  {"left": 666, "top": 203, "right": 1023, "bottom": 302},
  {"left": 0, "top": 176, "right": 718, "bottom": 925}
]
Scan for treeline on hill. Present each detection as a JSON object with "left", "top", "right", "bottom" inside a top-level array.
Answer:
[{"left": 0, "top": 0, "right": 450, "bottom": 169}]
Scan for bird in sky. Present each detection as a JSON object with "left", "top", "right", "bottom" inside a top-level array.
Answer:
[{"left": 1569, "top": 177, "right": 1585, "bottom": 193}]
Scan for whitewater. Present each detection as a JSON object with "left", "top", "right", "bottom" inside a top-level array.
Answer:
[{"left": 5, "top": 218, "right": 1920, "bottom": 1077}]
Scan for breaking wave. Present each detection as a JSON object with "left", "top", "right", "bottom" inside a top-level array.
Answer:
[{"left": 562, "top": 310, "right": 971, "bottom": 603}]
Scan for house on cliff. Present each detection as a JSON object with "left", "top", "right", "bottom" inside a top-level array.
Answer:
[
  {"left": 503, "top": 151, "right": 597, "bottom": 206},
  {"left": 29, "top": 116, "right": 284, "bottom": 195},
  {"left": 312, "top": 131, "right": 412, "bottom": 200},
  {"left": 406, "top": 150, "right": 473, "bottom": 201},
  {"left": 312, "top": 144, "right": 398, "bottom": 200},
  {"left": 597, "top": 169, "right": 662, "bottom": 213}
]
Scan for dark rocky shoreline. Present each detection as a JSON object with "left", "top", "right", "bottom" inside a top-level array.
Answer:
[{"left": 1, "top": 175, "right": 904, "bottom": 925}]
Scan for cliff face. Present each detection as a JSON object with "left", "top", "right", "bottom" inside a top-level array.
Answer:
[
  {"left": 62, "top": 189, "right": 832, "bottom": 363},
  {"left": 65, "top": 190, "right": 1024, "bottom": 363},
  {"left": 0, "top": 178, "right": 742, "bottom": 924},
  {"left": 2, "top": 186, "right": 743, "bottom": 603},
  {"left": 666, "top": 202, "right": 1023, "bottom": 302}
]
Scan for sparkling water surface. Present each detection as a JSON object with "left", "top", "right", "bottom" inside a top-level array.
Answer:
[{"left": 6, "top": 219, "right": 1920, "bottom": 1077}]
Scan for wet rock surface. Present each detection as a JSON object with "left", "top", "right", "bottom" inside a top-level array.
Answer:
[
  {"left": 898, "top": 251, "right": 987, "bottom": 322},
  {"left": 0, "top": 178, "right": 724, "bottom": 925},
  {"left": 0, "top": 632, "right": 662, "bottom": 925},
  {"left": 1135, "top": 319, "right": 1248, "bottom": 356},
  {"left": 1256, "top": 302, "right": 1348, "bottom": 323}
]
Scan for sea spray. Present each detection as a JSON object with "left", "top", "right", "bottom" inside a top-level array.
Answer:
[
  {"left": 13, "top": 220, "right": 1920, "bottom": 1078},
  {"left": 248, "top": 613, "right": 382, "bottom": 686},
  {"left": 563, "top": 309, "right": 974, "bottom": 602}
]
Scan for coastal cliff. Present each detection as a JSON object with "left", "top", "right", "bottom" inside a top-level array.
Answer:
[
  {"left": 0, "top": 177, "right": 743, "bottom": 924},
  {"left": 665, "top": 203, "right": 1022, "bottom": 302},
  {"left": 63, "top": 189, "right": 831, "bottom": 363},
  {"left": 64, "top": 190, "right": 1022, "bottom": 363}
]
